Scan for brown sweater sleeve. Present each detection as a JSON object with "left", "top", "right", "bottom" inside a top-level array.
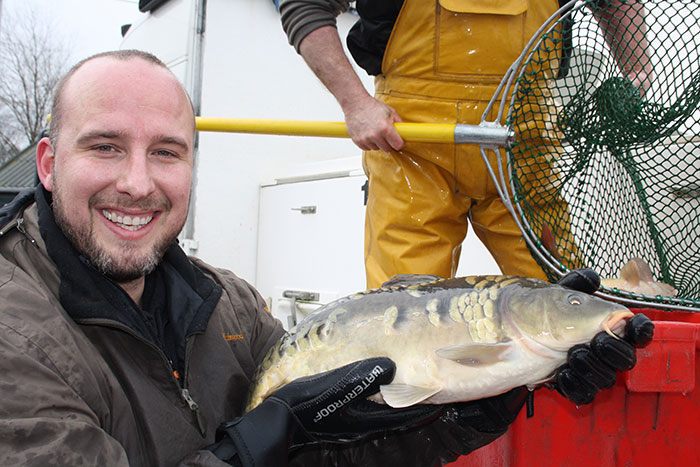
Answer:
[{"left": 279, "top": 0, "right": 351, "bottom": 52}]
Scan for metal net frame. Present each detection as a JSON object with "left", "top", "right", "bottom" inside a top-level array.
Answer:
[{"left": 479, "top": 0, "right": 700, "bottom": 311}]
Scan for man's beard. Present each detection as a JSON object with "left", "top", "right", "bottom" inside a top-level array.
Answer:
[{"left": 52, "top": 184, "right": 178, "bottom": 283}]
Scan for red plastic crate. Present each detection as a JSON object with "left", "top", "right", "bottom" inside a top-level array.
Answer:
[{"left": 449, "top": 309, "right": 700, "bottom": 467}]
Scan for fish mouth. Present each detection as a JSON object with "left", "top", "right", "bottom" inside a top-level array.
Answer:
[{"left": 602, "top": 309, "right": 635, "bottom": 339}]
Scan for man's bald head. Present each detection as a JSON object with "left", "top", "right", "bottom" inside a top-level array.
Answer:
[{"left": 48, "top": 50, "right": 195, "bottom": 147}]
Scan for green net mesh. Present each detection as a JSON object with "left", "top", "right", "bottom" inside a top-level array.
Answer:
[{"left": 506, "top": 0, "right": 700, "bottom": 309}]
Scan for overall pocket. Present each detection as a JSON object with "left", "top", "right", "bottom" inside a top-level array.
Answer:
[{"left": 436, "top": 0, "right": 529, "bottom": 80}]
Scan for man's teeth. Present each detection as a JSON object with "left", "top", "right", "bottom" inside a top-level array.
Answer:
[{"left": 102, "top": 210, "right": 153, "bottom": 231}]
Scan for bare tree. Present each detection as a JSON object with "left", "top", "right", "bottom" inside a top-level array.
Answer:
[{"left": 0, "top": 5, "right": 69, "bottom": 162}]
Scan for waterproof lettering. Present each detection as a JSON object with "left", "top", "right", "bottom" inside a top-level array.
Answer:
[{"left": 313, "top": 365, "right": 385, "bottom": 423}]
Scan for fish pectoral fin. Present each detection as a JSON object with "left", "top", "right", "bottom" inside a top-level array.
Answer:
[
  {"left": 380, "top": 384, "right": 441, "bottom": 408},
  {"left": 435, "top": 342, "right": 513, "bottom": 366}
]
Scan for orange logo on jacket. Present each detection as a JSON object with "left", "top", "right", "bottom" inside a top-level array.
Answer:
[{"left": 223, "top": 333, "right": 244, "bottom": 341}]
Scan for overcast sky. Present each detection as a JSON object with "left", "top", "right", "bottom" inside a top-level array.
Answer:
[{"left": 1, "top": 0, "right": 146, "bottom": 64}]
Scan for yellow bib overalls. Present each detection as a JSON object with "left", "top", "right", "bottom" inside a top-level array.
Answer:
[{"left": 362, "top": 0, "right": 563, "bottom": 288}]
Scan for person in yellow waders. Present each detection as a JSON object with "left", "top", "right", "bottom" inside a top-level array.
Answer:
[{"left": 279, "top": 0, "right": 652, "bottom": 288}]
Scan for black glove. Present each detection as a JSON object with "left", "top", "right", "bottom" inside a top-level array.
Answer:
[
  {"left": 288, "top": 386, "right": 529, "bottom": 466},
  {"left": 432, "top": 386, "right": 528, "bottom": 455},
  {"left": 208, "top": 357, "right": 441, "bottom": 467},
  {"left": 552, "top": 268, "right": 655, "bottom": 405}
]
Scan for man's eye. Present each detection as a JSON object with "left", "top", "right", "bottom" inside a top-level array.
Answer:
[
  {"left": 154, "top": 149, "right": 176, "bottom": 158},
  {"left": 96, "top": 145, "right": 115, "bottom": 152}
]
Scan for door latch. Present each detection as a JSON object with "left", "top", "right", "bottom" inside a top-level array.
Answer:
[{"left": 291, "top": 206, "right": 317, "bottom": 214}]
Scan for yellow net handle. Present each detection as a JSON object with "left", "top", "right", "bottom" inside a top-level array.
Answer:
[{"left": 196, "top": 117, "right": 456, "bottom": 144}]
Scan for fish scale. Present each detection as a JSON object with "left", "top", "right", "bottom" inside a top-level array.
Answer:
[{"left": 246, "top": 275, "right": 633, "bottom": 411}]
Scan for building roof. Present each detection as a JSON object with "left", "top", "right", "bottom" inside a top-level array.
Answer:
[{"left": 0, "top": 143, "right": 38, "bottom": 193}]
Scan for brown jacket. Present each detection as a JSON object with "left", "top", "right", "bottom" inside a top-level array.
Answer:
[{"left": 0, "top": 188, "right": 285, "bottom": 466}]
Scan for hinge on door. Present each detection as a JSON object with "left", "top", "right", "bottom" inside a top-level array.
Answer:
[{"left": 282, "top": 289, "right": 320, "bottom": 327}]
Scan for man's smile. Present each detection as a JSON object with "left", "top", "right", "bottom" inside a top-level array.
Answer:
[{"left": 102, "top": 209, "right": 155, "bottom": 231}]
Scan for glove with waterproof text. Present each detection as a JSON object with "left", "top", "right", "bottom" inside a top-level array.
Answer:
[
  {"left": 287, "top": 385, "right": 530, "bottom": 466},
  {"left": 208, "top": 357, "right": 441, "bottom": 467},
  {"left": 553, "top": 268, "right": 654, "bottom": 405}
]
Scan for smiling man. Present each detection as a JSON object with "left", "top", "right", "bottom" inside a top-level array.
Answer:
[{"left": 0, "top": 50, "right": 284, "bottom": 465}]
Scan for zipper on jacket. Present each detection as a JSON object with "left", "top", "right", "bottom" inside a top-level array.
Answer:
[
  {"left": 181, "top": 388, "right": 207, "bottom": 437},
  {"left": 78, "top": 318, "right": 209, "bottom": 438},
  {"left": 181, "top": 335, "right": 207, "bottom": 438},
  {"left": 16, "top": 217, "right": 37, "bottom": 245}
]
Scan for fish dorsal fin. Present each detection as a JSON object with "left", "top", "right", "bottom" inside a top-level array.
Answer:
[
  {"left": 380, "top": 384, "right": 441, "bottom": 408},
  {"left": 620, "top": 258, "right": 654, "bottom": 285},
  {"left": 435, "top": 342, "right": 513, "bottom": 366},
  {"left": 620, "top": 257, "right": 654, "bottom": 284},
  {"left": 381, "top": 274, "right": 442, "bottom": 288}
]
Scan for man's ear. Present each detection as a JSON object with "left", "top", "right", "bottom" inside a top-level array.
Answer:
[{"left": 36, "top": 137, "right": 55, "bottom": 191}]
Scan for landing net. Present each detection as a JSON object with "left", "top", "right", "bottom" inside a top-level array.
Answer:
[{"left": 487, "top": 0, "right": 700, "bottom": 310}]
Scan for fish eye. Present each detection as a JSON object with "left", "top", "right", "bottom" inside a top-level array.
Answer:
[{"left": 568, "top": 294, "right": 583, "bottom": 306}]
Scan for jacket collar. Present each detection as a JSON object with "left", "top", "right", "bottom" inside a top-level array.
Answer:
[{"left": 33, "top": 185, "right": 222, "bottom": 354}]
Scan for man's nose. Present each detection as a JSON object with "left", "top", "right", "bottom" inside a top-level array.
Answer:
[{"left": 116, "top": 152, "right": 156, "bottom": 199}]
